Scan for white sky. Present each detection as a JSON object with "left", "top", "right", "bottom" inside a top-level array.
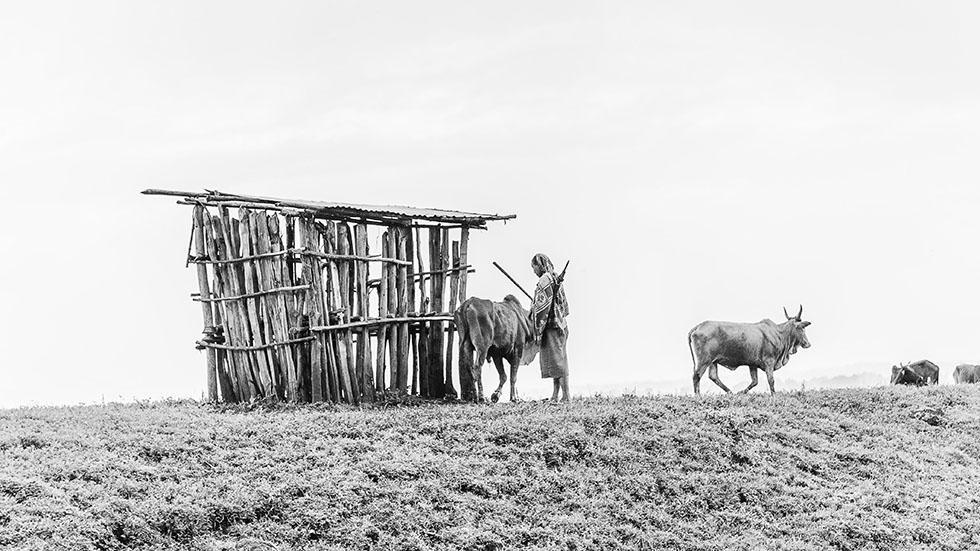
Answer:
[{"left": 2, "top": 1, "right": 980, "bottom": 407}]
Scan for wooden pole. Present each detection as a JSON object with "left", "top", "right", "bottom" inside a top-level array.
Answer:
[
  {"left": 439, "top": 228, "right": 453, "bottom": 397},
  {"left": 444, "top": 239, "right": 461, "bottom": 399},
  {"left": 457, "top": 227, "right": 474, "bottom": 400},
  {"left": 300, "top": 217, "right": 326, "bottom": 402},
  {"left": 192, "top": 206, "right": 219, "bottom": 402},
  {"left": 386, "top": 229, "right": 398, "bottom": 390},
  {"left": 337, "top": 223, "right": 359, "bottom": 401},
  {"left": 376, "top": 230, "right": 390, "bottom": 395},
  {"left": 414, "top": 227, "right": 429, "bottom": 396},
  {"left": 427, "top": 228, "right": 445, "bottom": 398},
  {"left": 354, "top": 224, "right": 375, "bottom": 401},
  {"left": 396, "top": 229, "right": 410, "bottom": 393}
]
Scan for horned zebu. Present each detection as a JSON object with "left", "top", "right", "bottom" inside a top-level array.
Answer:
[
  {"left": 456, "top": 295, "right": 539, "bottom": 403},
  {"left": 890, "top": 360, "right": 939, "bottom": 386},
  {"left": 688, "top": 306, "right": 812, "bottom": 395},
  {"left": 954, "top": 364, "right": 980, "bottom": 384}
]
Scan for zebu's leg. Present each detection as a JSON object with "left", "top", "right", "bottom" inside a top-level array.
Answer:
[
  {"left": 693, "top": 362, "right": 709, "bottom": 395},
  {"left": 508, "top": 358, "right": 520, "bottom": 402},
  {"left": 490, "top": 356, "right": 507, "bottom": 403},
  {"left": 459, "top": 331, "right": 476, "bottom": 401},
  {"left": 765, "top": 365, "right": 776, "bottom": 394},
  {"left": 741, "top": 366, "right": 759, "bottom": 394},
  {"left": 708, "top": 363, "right": 732, "bottom": 393}
]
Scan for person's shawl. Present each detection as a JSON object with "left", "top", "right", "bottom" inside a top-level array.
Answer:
[{"left": 532, "top": 271, "right": 569, "bottom": 337}]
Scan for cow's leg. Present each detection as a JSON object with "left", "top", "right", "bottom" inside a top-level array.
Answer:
[
  {"left": 490, "top": 357, "right": 507, "bottom": 403},
  {"left": 741, "top": 366, "right": 759, "bottom": 394},
  {"left": 508, "top": 358, "right": 520, "bottom": 402},
  {"left": 459, "top": 335, "right": 476, "bottom": 401},
  {"left": 693, "top": 362, "right": 710, "bottom": 395},
  {"left": 765, "top": 365, "right": 776, "bottom": 394},
  {"left": 708, "top": 363, "right": 731, "bottom": 393}
]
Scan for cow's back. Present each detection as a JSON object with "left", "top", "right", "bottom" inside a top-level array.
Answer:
[
  {"left": 910, "top": 360, "right": 940, "bottom": 384},
  {"left": 954, "top": 364, "right": 980, "bottom": 384},
  {"left": 689, "top": 320, "right": 772, "bottom": 369}
]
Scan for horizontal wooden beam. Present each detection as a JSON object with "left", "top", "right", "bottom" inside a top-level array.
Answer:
[
  {"left": 311, "top": 315, "right": 455, "bottom": 333},
  {"left": 193, "top": 285, "right": 311, "bottom": 303}
]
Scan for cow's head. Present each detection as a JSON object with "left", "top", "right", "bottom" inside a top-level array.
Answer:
[
  {"left": 521, "top": 334, "right": 540, "bottom": 365},
  {"left": 504, "top": 295, "right": 541, "bottom": 365},
  {"left": 890, "top": 363, "right": 905, "bottom": 384},
  {"left": 784, "top": 305, "right": 811, "bottom": 352}
]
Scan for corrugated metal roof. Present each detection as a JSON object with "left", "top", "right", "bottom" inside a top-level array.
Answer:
[{"left": 142, "top": 189, "right": 516, "bottom": 224}]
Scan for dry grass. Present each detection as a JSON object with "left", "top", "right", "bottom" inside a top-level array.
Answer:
[{"left": 1, "top": 386, "right": 979, "bottom": 550}]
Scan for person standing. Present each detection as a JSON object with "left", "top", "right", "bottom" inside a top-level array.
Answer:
[{"left": 530, "top": 253, "right": 570, "bottom": 402}]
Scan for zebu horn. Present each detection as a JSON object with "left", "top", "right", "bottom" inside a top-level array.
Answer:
[
  {"left": 784, "top": 306, "right": 791, "bottom": 320},
  {"left": 797, "top": 305, "right": 803, "bottom": 320}
]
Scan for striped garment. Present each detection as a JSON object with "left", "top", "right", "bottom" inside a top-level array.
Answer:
[{"left": 532, "top": 271, "right": 569, "bottom": 338}]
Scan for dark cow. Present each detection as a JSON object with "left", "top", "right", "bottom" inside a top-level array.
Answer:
[
  {"left": 954, "top": 364, "right": 980, "bottom": 384},
  {"left": 456, "top": 295, "right": 539, "bottom": 403},
  {"left": 688, "top": 306, "right": 812, "bottom": 395},
  {"left": 890, "top": 360, "right": 939, "bottom": 386}
]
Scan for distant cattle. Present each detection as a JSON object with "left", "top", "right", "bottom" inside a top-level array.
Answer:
[
  {"left": 456, "top": 295, "right": 539, "bottom": 403},
  {"left": 953, "top": 364, "right": 980, "bottom": 384},
  {"left": 890, "top": 360, "right": 939, "bottom": 386},
  {"left": 688, "top": 306, "right": 812, "bottom": 395}
]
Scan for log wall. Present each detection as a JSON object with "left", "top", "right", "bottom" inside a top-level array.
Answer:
[{"left": 189, "top": 205, "right": 472, "bottom": 403}]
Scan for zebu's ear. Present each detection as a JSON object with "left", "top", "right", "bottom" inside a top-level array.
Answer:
[{"left": 800, "top": 321, "right": 811, "bottom": 328}]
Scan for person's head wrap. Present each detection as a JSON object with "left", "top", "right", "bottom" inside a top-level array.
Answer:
[{"left": 531, "top": 253, "right": 554, "bottom": 275}]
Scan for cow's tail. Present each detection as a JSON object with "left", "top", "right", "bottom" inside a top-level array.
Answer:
[{"left": 687, "top": 327, "right": 697, "bottom": 372}]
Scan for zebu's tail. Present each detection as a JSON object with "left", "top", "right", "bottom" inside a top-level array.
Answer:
[{"left": 687, "top": 327, "right": 697, "bottom": 372}]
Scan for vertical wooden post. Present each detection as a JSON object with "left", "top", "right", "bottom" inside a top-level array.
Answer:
[
  {"left": 337, "top": 223, "right": 359, "bottom": 400},
  {"left": 444, "top": 239, "right": 461, "bottom": 399},
  {"left": 300, "top": 217, "right": 325, "bottom": 402},
  {"left": 457, "top": 227, "right": 473, "bottom": 400},
  {"left": 354, "top": 224, "right": 375, "bottom": 401},
  {"left": 268, "top": 215, "right": 305, "bottom": 400},
  {"left": 376, "top": 231, "right": 390, "bottom": 394},
  {"left": 386, "top": 229, "right": 398, "bottom": 390},
  {"left": 396, "top": 229, "right": 410, "bottom": 393},
  {"left": 414, "top": 227, "right": 429, "bottom": 396},
  {"left": 192, "top": 206, "right": 219, "bottom": 402},
  {"left": 427, "top": 228, "right": 445, "bottom": 398}
]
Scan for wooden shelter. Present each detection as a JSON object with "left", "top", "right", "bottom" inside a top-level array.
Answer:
[{"left": 144, "top": 189, "right": 515, "bottom": 403}]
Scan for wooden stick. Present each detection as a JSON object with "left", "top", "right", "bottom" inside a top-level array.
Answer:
[
  {"left": 192, "top": 285, "right": 311, "bottom": 303},
  {"left": 415, "top": 226, "right": 430, "bottom": 397},
  {"left": 311, "top": 315, "right": 456, "bottom": 332},
  {"left": 375, "top": 231, "right": 390, "bottom": 394},
  {"left": 386, "top": 229, "right": 398, "bottom": 390},
  {"left": 457, "top": 227, "right": 472, "bottom": 400},
  {"left": 427, "top": 228, "right": 445, "bottom": 398},
  {"left": 396, "top": 229, "right": 410, "bottom": 392},
  {"left": 337, "top": 222, "right": 359, "bottom": 402},
  {"left": 444, "top": 239, "right": 461, "bottom": 399},
  {"left": 196, "top": 336, "right": 315, "bottom": 351},
  {"left": 300, "top": 218, "right": 326, "bottom": 402},
  {"left": 355, "top": 224, "right": 375, "bottom": 401},
  {"left": 492, "top": 261, "right": 533, "bottom": 301},
  {"left": 439, "top": 228, "right": 453, "bottom": 397},
  {"left": 192, "top": 206, "right": 219, "bottom": 402}
]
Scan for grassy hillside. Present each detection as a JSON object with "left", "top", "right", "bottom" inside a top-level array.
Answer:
[{"left": 2, "top": 387, "right": 979, "bottom": 551}]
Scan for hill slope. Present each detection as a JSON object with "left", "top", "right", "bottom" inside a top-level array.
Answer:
[{"left": 2, "top": 387, "right": 979, "bottom": 550}]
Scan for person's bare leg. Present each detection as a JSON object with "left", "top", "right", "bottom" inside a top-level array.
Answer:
[
  {"left": 560, "top": 375, "right": 570, "bottom": 402},
  {"left": 551, "top": 378, "right": 560, "bottom": 401}
]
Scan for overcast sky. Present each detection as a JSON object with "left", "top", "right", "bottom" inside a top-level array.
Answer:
[{"left": 2, "top": 1, "right": 979, "bottom": 407}]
